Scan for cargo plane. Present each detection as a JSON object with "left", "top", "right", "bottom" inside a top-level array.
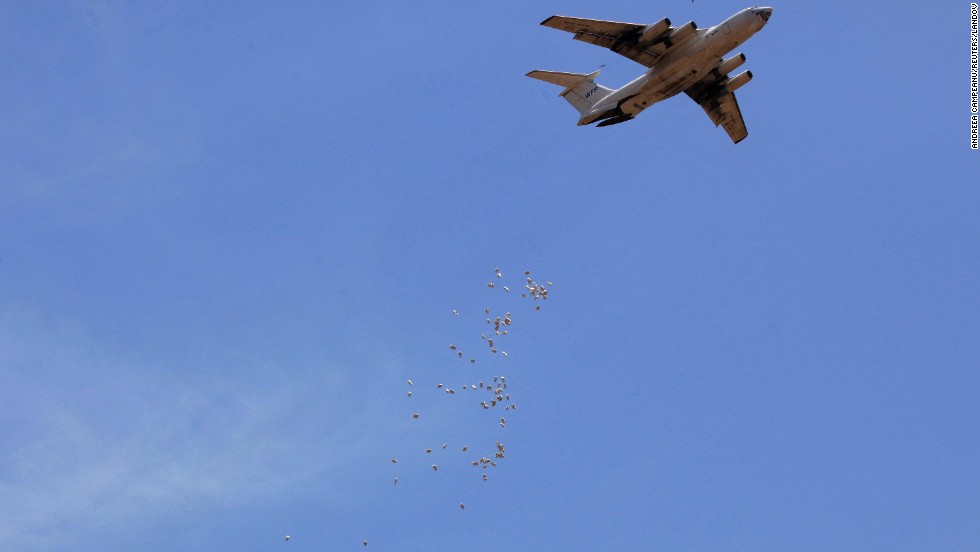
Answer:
[{"left": 527, "top": 7, "right": 773, "bottom": 143}]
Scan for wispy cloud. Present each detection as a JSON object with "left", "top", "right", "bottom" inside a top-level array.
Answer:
[{"left": 0, "top": 307, "right": 382, "bottom": 550}]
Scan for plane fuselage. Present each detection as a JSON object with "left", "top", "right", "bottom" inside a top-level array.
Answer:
[{"left": 581, "top": 7, "right": 771, "bottom": 125}]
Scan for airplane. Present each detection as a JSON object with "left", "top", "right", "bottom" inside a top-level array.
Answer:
[{"left": 527, "top": 7, "right": 773, "bottom": 143}]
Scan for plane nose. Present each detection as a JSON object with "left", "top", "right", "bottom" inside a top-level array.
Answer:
[{"left": 757, "top": 7, "right": 772, "bottom": 23}]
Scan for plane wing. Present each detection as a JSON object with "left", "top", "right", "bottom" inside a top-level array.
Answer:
[
  {"left": 685, "top": 76, "right": 749, "bottom": 144},
  {"left": 541, "top": 16, "right": 679, "bottom": 67},
  {"left": 541, "top": 16, "right": 644, "bottom": 38}
]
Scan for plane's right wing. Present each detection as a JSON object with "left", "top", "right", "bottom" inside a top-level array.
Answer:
[
  {"left": 541, "top": 16, "right": 687, "bottom": 67},
  {"left": 684, "top": 76, "right": 749, "bottom": 144}
]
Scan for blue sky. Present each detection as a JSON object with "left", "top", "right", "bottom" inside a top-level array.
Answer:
[{"left": 1, "top": 1, "right": 977, "bottom": 550}]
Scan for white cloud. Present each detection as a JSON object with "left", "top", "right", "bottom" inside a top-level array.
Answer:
[{"left": 0, "top": 307, "right": 379, "bottom": 550}]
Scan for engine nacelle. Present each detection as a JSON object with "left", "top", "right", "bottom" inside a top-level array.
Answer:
[
  {"left": 724, "top": 70, "right": 753, "bottom": 93},
  {"left": 638, "top": 18, "right": 671, "bottom": 44},
  {"left": 665, "top": 21, "right": 696, "bottom": 46},
  {"left": 718, "top": 53, "right": 746, "bottom": 76}
]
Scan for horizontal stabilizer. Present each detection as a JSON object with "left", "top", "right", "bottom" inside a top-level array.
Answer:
[
  {"left": 526, "top": 70, "right": 601, "bottom": 96},
  {"left": 527, "top": 69, "right": 614, "bottom": 117},
  {"left": 595, "top": 114, "right": 634, "bottom": 127}
]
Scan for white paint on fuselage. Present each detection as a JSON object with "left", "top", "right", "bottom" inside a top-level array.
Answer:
[{"left": 581, "top": 7, "right": 770, "bottom": 125}]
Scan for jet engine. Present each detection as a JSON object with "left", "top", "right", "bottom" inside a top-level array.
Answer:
[
  {"left": 718, "top": 53, "right": 746, "bottom": 76},
  {"left": 724, "top": 70, "right": 753, "bottom": 93},
  {"left": 638, "top": 18, "right": 671, "bottom": 44},
  {"left": 665, "top": 21, "right": 696, "bottom": 46}
]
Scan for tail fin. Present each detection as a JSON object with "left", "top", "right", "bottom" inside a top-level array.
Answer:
[{"left": 526, "top": 70, "right": 613, "bottom": 115}]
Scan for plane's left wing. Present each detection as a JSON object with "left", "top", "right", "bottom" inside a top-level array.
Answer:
[
  {"left": 685, "top": 76, "right": 749, "bottom": 144},
  {"left": 541, "top": 16, "right": 644, "bottom": 39},
  {"left": 541, "top": 16, "right": 679, "bottom": 67}
]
